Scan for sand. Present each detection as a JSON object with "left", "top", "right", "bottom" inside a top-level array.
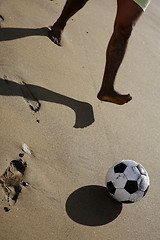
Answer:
[{"left": 0, "top": 0, "right": 160, "bottom": 239}]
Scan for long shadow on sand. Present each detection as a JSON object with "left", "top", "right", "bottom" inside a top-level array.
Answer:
[
  {"left": 66, "top": 185, "right": 122, "bottom": 226},
  {"left": 0, "top": 78, "right": 94, "bottom": 128},
  {"left": 0, "top": 27, "right": 49, "bottom": 41}
]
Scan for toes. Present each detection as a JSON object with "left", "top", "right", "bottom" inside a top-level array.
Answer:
[
  {"left": 49, "top": 35, "right": 61, "bottom": 46},
  {"left": 52, "top": 36, "right": 61, "bottom": 46},
  {"left": 126, "top": 95, "right": 132, "bottom": 103},
  {"left": 48, "top": 29, "right": 61, "bottom": 46}
]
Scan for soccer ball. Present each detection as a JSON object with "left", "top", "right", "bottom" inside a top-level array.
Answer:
[{"left": 106, "top": 160, "right": 150, "bottom": 203}]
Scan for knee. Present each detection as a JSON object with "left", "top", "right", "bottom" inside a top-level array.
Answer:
[{"left": 114, "top": 23, "right": 133, "bottom": 40}]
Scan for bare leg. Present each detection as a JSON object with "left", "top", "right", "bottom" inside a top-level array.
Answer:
[
  {"left": 97, "top": 0, "right": 143, "bottom": 105},
  {"left": 48, "top": 0, "right": 89, "bottom": 46}
]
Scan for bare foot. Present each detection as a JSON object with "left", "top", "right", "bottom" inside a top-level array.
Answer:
[
  {"left": 97, "top": 89, "right": 132, "bottom": 105},
  {"left": 48, "top": 24, "right": 63, "bottom": 46}
]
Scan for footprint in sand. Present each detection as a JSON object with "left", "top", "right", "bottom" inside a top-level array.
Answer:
[
  {"left": 3, "top": 76, "right": 41, "bottom": 122},
  {"left": 20, "top": 81, "right": 41, "bottom": 113},
  {"left": 0, "top": 159, "right": 27, "bottom": 211},
  {"left": 0, "top": 15, "right": 4, "bottom": 28}
]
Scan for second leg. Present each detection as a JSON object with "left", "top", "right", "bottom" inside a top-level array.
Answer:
[
  {"left": 97, "top": 0, "right": 143, "bottom": 105},
  {"left": 49, "top": 0, "right": 89, "bottom": 46}
]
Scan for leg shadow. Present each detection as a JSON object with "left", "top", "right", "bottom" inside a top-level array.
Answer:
[
  {"left": 65, "top": 185, "right": 122, "bottom": 226},
  {"left": 0, "top": 78, "right": 94, "bottom": 128},
  {"left": 0, "top": 27, "right": 49, "bottom": 41}
]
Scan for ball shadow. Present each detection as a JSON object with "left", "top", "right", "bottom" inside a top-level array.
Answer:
[{"left": 65, "top": 185, "right": 122, "bottom": 226}]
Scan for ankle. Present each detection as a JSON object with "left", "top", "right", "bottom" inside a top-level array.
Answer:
[
  {"left": 54, "top": 19, "right": 66, "bottom": 30},
  {"left": 100, "top": 85, "right": 114, "bottom": 93}
]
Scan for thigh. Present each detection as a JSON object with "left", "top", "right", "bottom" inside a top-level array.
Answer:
[{"left": 115, "top": 0, "right": 143, "bottom": 28}]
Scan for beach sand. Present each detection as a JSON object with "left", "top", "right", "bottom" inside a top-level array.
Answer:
[{"left": 0, "top": 0, "right": 160, "bottom": 239}]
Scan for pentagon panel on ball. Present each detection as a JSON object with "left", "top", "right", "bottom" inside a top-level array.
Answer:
[{"left": 105, "top": 160, "right": 150, "bottom": 203}]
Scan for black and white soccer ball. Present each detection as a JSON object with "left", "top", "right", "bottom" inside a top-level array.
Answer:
[{"left": 106, "top": 160, "right": 150, "bottom": 203}]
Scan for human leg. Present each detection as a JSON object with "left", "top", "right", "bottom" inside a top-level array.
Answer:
[
  {"left": 97, "top": 0, "right": 143, "bottom": 105},
  {"left": 49, "top": 0, "right": 89, "bottom": 46}
]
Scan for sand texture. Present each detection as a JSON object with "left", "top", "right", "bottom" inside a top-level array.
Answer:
[{"left": 0, "top": 0, "right": 160, "bottom": 239}]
